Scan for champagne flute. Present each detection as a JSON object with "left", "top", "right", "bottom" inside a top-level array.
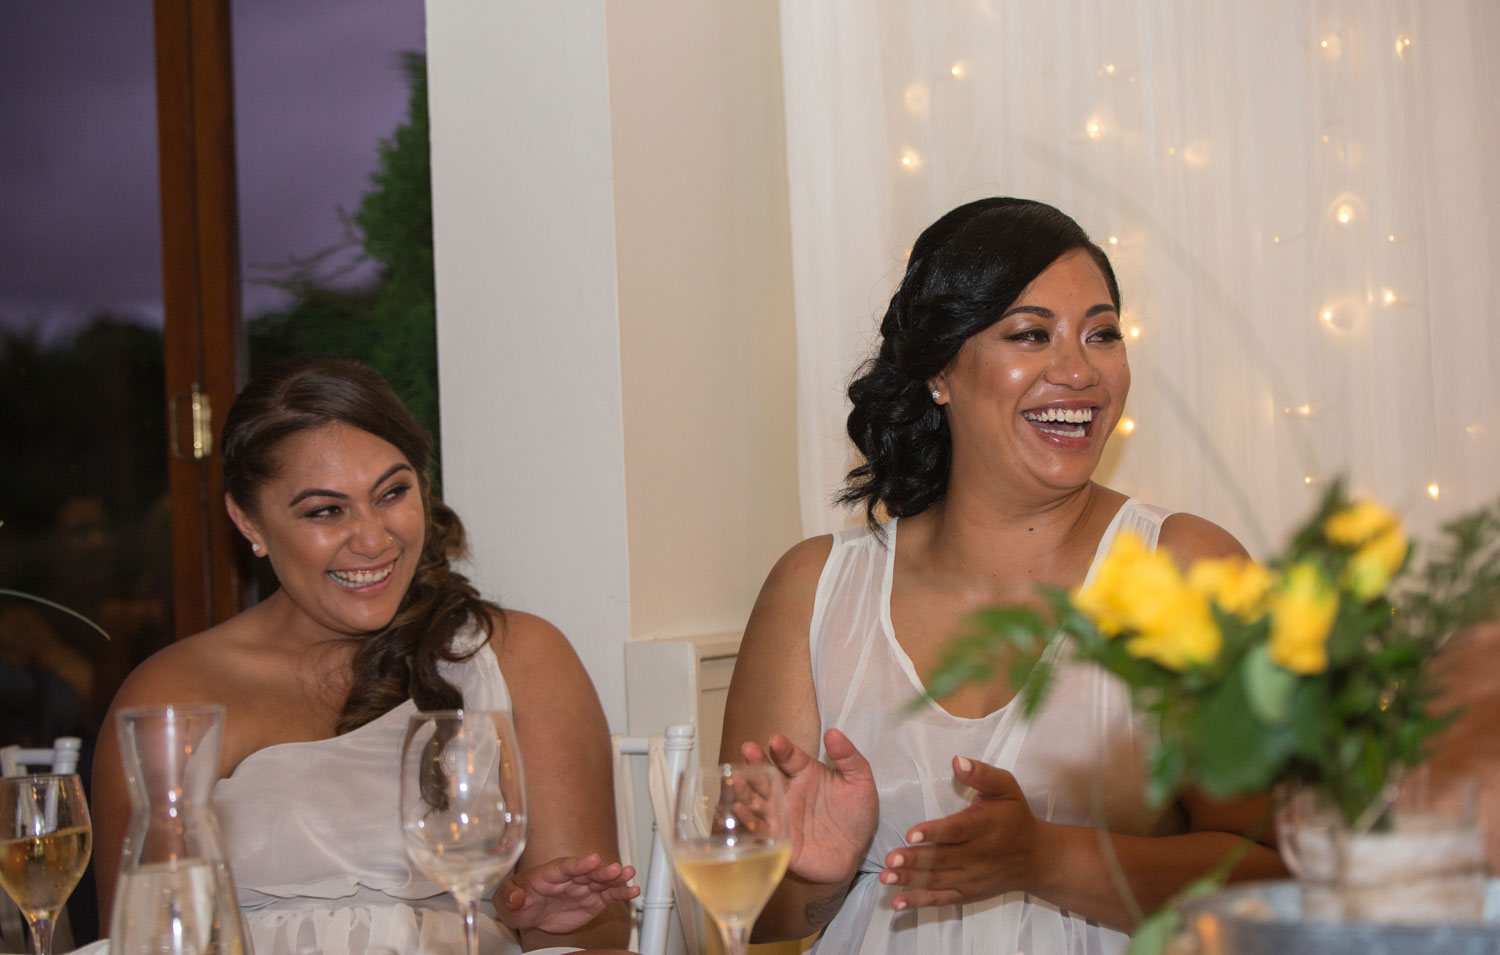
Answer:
[
  {"left": 0, "top": 774, "right": 93, "bottom": 955},
  {"left": 670, "top": 763, "right": 790, "bottom": 955},
  {"left": 399, "top": 710, "right": 527, "bottom": 955}
]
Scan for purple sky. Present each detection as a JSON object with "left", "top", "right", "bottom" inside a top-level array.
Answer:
[{"left": 0, "top": 2, "right": 425, "bottom": 340}]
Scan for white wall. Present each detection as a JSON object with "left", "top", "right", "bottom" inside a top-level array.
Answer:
[
  {"left": 427, "top": 2, "right": 631, "bottom": 728},
  {"left": 609, "top": 0, "right": 802, "bottom": 643},
  {"left": 427, "top": 1, "right": 801, "bottom": 731}
]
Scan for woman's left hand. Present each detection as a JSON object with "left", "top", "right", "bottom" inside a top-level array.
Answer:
[
  {"left": 494, "top": 853, "right": 640, "bottom": 935},
  {"left": 878, "top": 756, "right": 1045, "bottom": 910}
]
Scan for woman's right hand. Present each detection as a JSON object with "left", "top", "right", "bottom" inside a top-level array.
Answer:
[{"left": 742, "top": 728, "right": 878, "bottom": 885}]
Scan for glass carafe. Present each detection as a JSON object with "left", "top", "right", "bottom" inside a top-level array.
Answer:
[{"left": 109, "top": 704, "right": 247, "bottom": 955}]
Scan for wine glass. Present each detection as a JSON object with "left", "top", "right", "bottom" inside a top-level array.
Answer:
[
  {"left": 399, "top": 710, "right": 527, "bottom": 955},
  {"left": 0, "top": 774, "right": 93, "bottom": 955},
  {"left": 670, "top": 763, "right": 790, "bottom": 955}
]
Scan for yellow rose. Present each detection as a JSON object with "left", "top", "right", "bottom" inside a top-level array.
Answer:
[
  {"left": 1343, "top": 526, "right": 1409, "bottom": 601},
  {"left": 1269, "top": 562, "right": 1338, "bottom": 674},
  {"left": 1074, "top": 532, "right": 1154, "bottom": 636},
  {"left": 1125, "top": 591, "right": 1222, "bottom": 670},
  {"left": 1324, "top": 500, "right": 1400, "bottom": 547},
  {"left": 1188, "top": 557, "right": 1276, "bottom": 621},
  {"left": 1075, "top": 532, "right": 1221, "bottom": 668}
]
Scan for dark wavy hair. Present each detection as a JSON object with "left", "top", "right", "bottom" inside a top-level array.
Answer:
[
  {"left": 839, "top": 198, "right": 1120, "bottom": 528},
  {"left": 221, "top": 355, "right": 502, "bottom": 733}
]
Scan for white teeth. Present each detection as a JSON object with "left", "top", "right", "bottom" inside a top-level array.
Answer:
[
  {"left": 329, "top": 565, "right": 394, "bottom": 588},
  {"left": 1022, "top": 407, "right": 1095, "bottom": 424}
]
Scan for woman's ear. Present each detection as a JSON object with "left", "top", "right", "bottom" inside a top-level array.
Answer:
[
  {"left": 927, "top": 375, "right": 949, "bottom": 405},
  {"left": 225, "top": 494, "right": 266, "bottom": 557}
]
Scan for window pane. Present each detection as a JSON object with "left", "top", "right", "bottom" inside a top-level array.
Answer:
[
  {"left": 0, "top": 7, "right": 168, "bottom": 946},
  {"left": 231, "top": 2, "right": 438, "bottom": 449}
]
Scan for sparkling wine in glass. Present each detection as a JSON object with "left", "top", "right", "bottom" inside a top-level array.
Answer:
[
  {"left": 0, "top": 774, "right": 92, "bottom": 955},
  {"left": 671, "top": 763, "right": 790, "bottom": 955},
  {"left": 400, "top": 710, "right": 527, "bottom": 955}
]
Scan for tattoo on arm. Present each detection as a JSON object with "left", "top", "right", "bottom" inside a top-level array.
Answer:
[{"left": 804, "top": 889, "right": 848, "bottom": 930}]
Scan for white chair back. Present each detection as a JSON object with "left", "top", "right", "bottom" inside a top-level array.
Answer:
[
  {"left": 0, "top": 736, "right": 82, "bottom": 777},
  {"left": 613, "top": 723, "right": 696, "bottom": 955}
]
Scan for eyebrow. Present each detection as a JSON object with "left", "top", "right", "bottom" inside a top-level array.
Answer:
[
  {"left": 286, "top": 463, "right": 415, "bottom": 507},
  {"left": 1001, "top": 303, "right": 1119, "bottom": 320}
]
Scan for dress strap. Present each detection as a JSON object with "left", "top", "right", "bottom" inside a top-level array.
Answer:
[{"left": 1079, "top": 499, "right": 1174, "bottom": 592}]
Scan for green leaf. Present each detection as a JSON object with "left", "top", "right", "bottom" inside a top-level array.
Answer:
[
  {"left": 1192, "top": 667, "right": 1291, "bottom": 796},
  {"left": 1242, "top": 643, "right": 1296, "bottom": 725},
  {"left": 1127, "top": 908, "right": 1180, "bottom": 955}
]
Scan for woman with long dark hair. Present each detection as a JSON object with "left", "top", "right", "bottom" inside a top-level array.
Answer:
[
  {"left": 93, "top": 356, "right": 635, "bottom": 955},
  {"left": 722, "top": 199, "right": 1285, "bottom": 954}
]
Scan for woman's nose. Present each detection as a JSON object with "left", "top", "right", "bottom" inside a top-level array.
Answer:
[
  {"left": 348, "top": 514, "right": 391, "bottom": 558},
  {"left": 1046, "top": 338, "right": 1099, "bottom": 386}
]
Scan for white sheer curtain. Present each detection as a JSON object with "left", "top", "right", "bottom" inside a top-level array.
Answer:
[{"left": 780, "top": 0, "right": 1500, "bottom": 555}]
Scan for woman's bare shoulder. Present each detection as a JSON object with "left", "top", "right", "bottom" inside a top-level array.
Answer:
[
  {"left": 761, "top": 534, "right": 837, "bottom": 599},
  {"left": 490, "top": 605, "right": 599, "bottom": 673},
  {"left": 1159, "top": 511, "right": 1250, "bottom": 565},
  {"left": 108, "top": 618, "right": 256, "bottom": 710}
]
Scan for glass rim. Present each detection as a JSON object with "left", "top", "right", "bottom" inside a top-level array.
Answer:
[
  {"left": 0, "top": 772, "right": 84, "bottom": 784},
  {"left": 114, "top": 702, "right": 227, "bottom": 720},
  {"left": 407, "top": 708, "right": 514, "bottom": 719}
]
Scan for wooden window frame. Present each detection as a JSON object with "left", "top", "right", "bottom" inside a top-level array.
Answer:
[{"left": 153, "top": 0, "right": 245, "bottom": 636}]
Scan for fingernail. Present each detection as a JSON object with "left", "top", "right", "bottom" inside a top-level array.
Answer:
[
  {"left": 908, "top": 831, "right": 924, "bottom": 844},
  {"left": 894, "top": 899, "right": 908, "bottom": 911},
  {"left": 956, "top": 756, "right": 973, "bottom": 774},
  {"left": 881, "top": 871, "right": 897, "bottom": 884},
  {"left": 890, "top": 853, "right": 904, "bottom": 867}
]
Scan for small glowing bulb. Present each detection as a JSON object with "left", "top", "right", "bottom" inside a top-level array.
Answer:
[
  {"left": 1320, "top": 39, "right": 1329, "bottom": 48},
  {"left": 1166, "top": 146, "right": 1176, "bottom": 156},
  {"left": 1272, "top": 235, "right": 1282, "bottom": 244},
  {"left": 1322, "top": 134, "right": 1330, "bottom": 143},
  {"left": 1104, "top": 63, "right": 1117, "bottom": 74},
  {"left": 1128, "top": 326, "right": 1141, "bottom": 339},
  {"left": 1428, "top": 483, "right": 1441, "bottom": 500},
  {"left": 1304, "top": 475, "right": 1315, "bottom": 485},
  {"left": 950, "top": 61, "right": 966, "bottom": 77},
  {"left": 1322, "top": 309, "right": 1334, "bottom": 322},
  {"left": 1320, "top": 36, "right": 1342, "bottom": 57},
  {"left": 1336, "top": 204, "right": 1354, "bottom": 224},
  {"left": 900, "top": 150, "right": 921, "bottom": 170},
  {"left": 1382, "top": 289, "right": 1397, "bottom": 305},
  {"left": 1388, "top": 233, "right": 1397, "bottom": 243},
  {"left": 1086, "top": 121, "right": 1103, "bottom": 139},
  {"left": 1298, "top": 404, "right": 1313, "bottom": 416},
  {"left": 1118, "top": 417, "right": 1136, "bottom": 434},
  {"left": 1107, "top": 235, "right": 1119, "bottom": 245}
]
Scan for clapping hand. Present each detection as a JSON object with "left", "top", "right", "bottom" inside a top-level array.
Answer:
[
  {"left": 741, "top": 728, "right": 879, "bottom": 885},
  {"left": 879, "top": 756, "right": 1041, "bottom": 910},
  {"left": 494, "top": 853, "right": 639, "bottom": 935}
]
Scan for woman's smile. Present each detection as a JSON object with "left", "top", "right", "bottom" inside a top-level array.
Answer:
[{"left": 328, "top": 561, "right": 397, "bottom": 590}]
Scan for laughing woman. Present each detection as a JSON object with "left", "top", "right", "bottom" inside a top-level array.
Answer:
[
  {"left": 92, "top": 357, "right": 636, "bottom": 955},
  {"left": 721, "top": 198, "right": 1285, "bottom": 955}
]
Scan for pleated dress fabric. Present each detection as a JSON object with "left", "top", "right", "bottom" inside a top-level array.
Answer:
[{"left": 808, "top": 501, "right": 1183, "bottom": 955}]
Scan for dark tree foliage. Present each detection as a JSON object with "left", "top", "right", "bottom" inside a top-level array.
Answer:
[{"left": 247, "top": 51, "right": 441, "bottom": 478}]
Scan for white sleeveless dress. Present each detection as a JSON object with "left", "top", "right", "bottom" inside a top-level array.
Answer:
[
  {"left": 808, "top": 500, "right": 1183, "bottom": 955},
  {"left": 214, "top": 626, "right": 526, "bottom": 955}
]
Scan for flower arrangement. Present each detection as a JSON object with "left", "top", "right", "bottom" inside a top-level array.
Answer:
[{"left": 926, "top": 482, "right": 1500, "bottom": 829}]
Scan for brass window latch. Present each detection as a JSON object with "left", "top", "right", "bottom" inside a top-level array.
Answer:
[{"left": 169, "top": 383, "right": 212, "bottom": 462}]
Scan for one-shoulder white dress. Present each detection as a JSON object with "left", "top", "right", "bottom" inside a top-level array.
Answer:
[
  {"left": 808, "top": 500, "right": 1186, "bottom": 955},
  {"left": 214, "top": 626, "right": 524, "bottom": 955}
]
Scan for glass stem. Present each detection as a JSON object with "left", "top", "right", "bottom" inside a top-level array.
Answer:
[
  {"left": 25, "top": 911, "right": 55, "bottom": 955},
  {"left": 717, "top": 919, "right": 751, "bottom": 955},
  {"left": 460, "top": 897, "right": 480, "bottom": 955}
]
